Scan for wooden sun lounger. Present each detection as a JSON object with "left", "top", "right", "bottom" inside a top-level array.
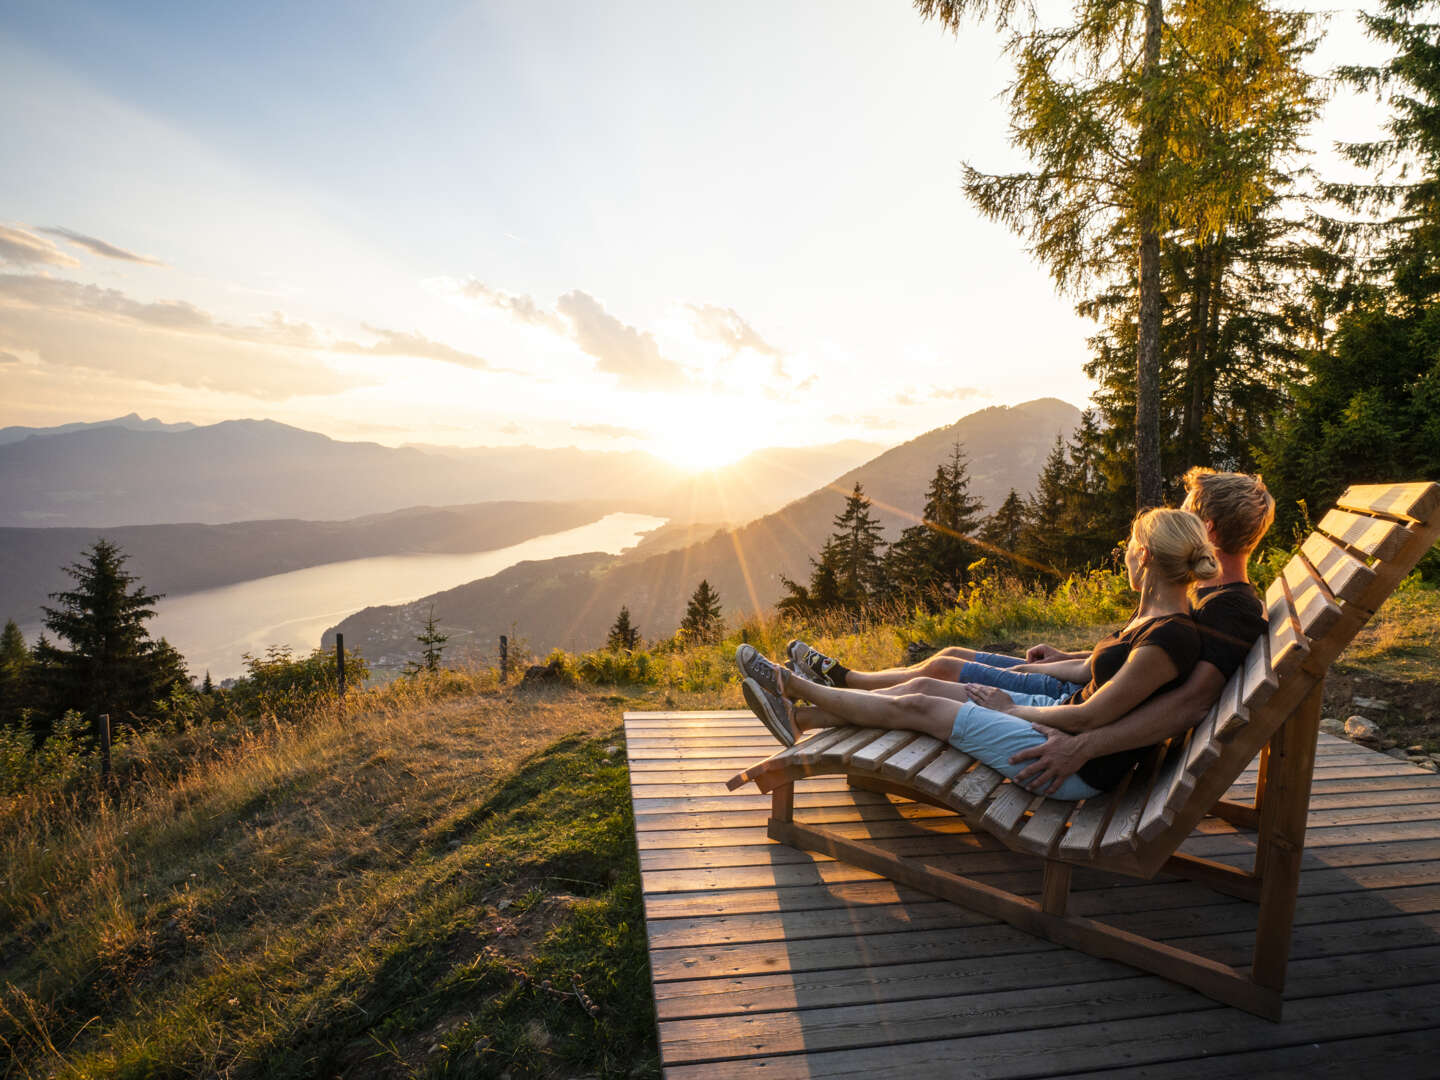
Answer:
[{"left": 728, "top": 481, "right": 1440, "bottom": 1020}]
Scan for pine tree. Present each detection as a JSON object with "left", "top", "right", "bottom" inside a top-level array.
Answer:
[
  {"left": 406, "top": 606, "right": 449, "bottom": 675},
  {"left": 201, "top": 670, "right": 215, "bottom": 695},
  {"left": 607, "top": 606, "right": 641, "bottom": 651},
  {"left": 829, "top": 483, "right": 888, "bottom": 611},
  {"left": 679, "top": 580, "right": 724, "bottom": 643},
  {"left": 979, "top": 489, "right": 1029, "bottom": 575},
  {"left": 34, "top": 539, "right": 184, "bottom": 731},
  {"left": 0, "top": 619, "right": 31, "bottom": 727},
  {"left": 1018, "top": 438, "right": 1072, "bottom": 576}
]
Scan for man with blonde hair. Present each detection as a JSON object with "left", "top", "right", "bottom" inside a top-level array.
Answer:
[{"left": 777, "top": 468, "right": 1275, "bottom": 792}]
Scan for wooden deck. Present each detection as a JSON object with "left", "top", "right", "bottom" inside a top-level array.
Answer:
[{"left": 624, "top": 710, "right": 1440, "bottom": 1078}]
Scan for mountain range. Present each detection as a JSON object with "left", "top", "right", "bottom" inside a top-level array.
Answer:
[
  {"left": 0, "top": 418, "right": 880, "bottom": 528},
  {"left": 326, "top": 398, "right": 1083, "bottom": 668}
]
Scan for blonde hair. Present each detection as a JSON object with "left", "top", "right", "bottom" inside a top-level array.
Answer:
[
  {"left": 1182, "top": 467, "right": 1275, "bottom": 556},
  {"left": 1131, "top": 508, "right": 1220, "bottom": 586}
]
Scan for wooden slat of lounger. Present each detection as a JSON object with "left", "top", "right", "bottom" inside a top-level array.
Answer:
[
  {"left": 1265, "top": 575, "right": 1310, "bottom": 678},
  {"left": 848, "top": 729, "right": 917, "bottom": 771},
  {"left": 1170, "top": 703, "right": 1223, "bottom": 808},
  {"left": 1266, "top": 554, "right": 1342, "bottom": 642},
  {"left": 1319, "top": 507, "right": 1415, "bottom": 563},
  {"left": 912, "top": 748, "right": 975, "bottom": 800},
  {"left": 789, "top": 726, "right": 860, "bottom": 766},
  {"left": 1336, "top": 480, "right": 1440, "bottom": 524},
  {"left": 1214, "top": 664, "right": 1252, "bottom": 741},
  {"left": 1056, "top": 783, "right": 1123, "bottom": 861},
  {"left": 1302, "top": 531, "right": 1377, "bottom": 605},
  {"left": 980, "top": 782, "right": 1036, "bottom": 835},
  {"left": 1135, "top": 732, "right": 1192, "bottom": 843},
  {"left": 878, "top": 735, "right": 945, "bottom": 783},
  {"left": 1239, "top": 632, "right": 1279, "bottom": 713},
  {"left": 951, "top": 763, "right": 1005, "bottom": 811},
  {"left": 823, "top": 728, "right": 892, "bottom": 768},
  {"left": 1011, "top": 796, "right": 1076, "bottom": 857},
  {"left": 1098, "top": 745, "right": 1166, "bottom": 856}
]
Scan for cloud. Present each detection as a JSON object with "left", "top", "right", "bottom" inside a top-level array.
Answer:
[
  {"left": 571, "top": 422, "right": 643, "bottom": 440},
  {"left": 0, "top": 272, "right": 365, "bottom": 399},
  {"left": 828, "top": 413, "right": 903, "bottom": 430},
  {"left": 38, "top": 226, "right": 166, "bottom": 267},
  {"left": 461, "top": 278, "right": 690, "bottom": 391},
  {"left": 554, "top": 289, "right": 688, "bottom": 390},
  {"left": 334, "top": 324, "right": 491, "bottom": 370},
  {"left": 0, "top": 350, "right": 20, "bottom": 365},
  {"left": 685, "top": 303, "right": 780, "bottom": 357},
  {"left": 932, "top": 385, "right": 982, "bottom": 400},
  {"left": 0, "top": 224, "right": 81, "bottom": 269},
  {"left": 893, "top": 391, "right": 917, "bottom": 406},
  {"left": 459, "top": 279, "right": 564, "bottom": 332}
]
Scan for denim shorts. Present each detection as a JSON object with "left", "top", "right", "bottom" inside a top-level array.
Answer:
[
  {"left": 949, "top": 701, "right": 1104, "bottom": 801},
  {"left": 959, "top": 659, "right": 1083, "bottom": 702}
]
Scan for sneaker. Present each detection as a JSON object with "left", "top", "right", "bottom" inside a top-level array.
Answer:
[
  {"left": 787, "top": 639, "right": 838, "bottom": 686},
  {"left": 783, "top": 658, "right": 815, "bottom": 685},
  {"left": 736, "top": 644, "right": 786, "bottom": 697},
  {"left": 742, "top": 677, "right": 800, "bottom": 747}
]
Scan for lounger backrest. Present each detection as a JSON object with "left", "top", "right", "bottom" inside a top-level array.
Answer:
[{"left": 1128, "top": 481, "right": 1440, "bottom": 857}]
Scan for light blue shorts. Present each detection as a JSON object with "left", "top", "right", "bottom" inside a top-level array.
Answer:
[
  {"left": 948, "top": 700, "right": 1104, "bottom": 801},
  {"left": 959, "top": 659, "right": 1084, "bottom": 702}
]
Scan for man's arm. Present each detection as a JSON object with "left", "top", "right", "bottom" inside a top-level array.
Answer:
[
  {"left": 1009, "top": 662, "right": 1227, "bottom": 795},
  {"left": 1025, "top": 643, "right": 1089, "bottom": 663}
]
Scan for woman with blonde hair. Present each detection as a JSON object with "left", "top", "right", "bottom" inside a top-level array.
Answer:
[{"left": 737, "top": 507, "right": 1220, "bottom": 800}]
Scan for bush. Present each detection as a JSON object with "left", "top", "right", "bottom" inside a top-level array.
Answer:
[{"left": 226, "top": 645, "right": 369, "bottom": 721}]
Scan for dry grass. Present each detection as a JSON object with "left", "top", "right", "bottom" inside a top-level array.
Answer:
[{"left": 0, "top": 672, "right": 686, "bottom": 1079}]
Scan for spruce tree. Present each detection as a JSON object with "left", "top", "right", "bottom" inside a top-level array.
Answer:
[
  {"left": 979, "top": 489, "right": 1029, "bottom": 575},
  {"left": 607, "top": 606, "right": 641, "bottom": 651},
  {"left": 0, "top": 619, "right": 31, "bottom": 727},
  {"left": 679, "top": 580, "right": 724, "bottom": 643},
  {"left": 829, "top": 484, "right": 888, "bottom": 611},
  {"left": 405, "top": 606, "right": 449, "bottom": 675},
  {"left": 35, "top": 539, "right": 184, "bottom": 731}
]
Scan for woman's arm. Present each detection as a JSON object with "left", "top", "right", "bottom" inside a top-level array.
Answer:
[
  {"left": 979, "top": 644, "right": 1181, "bottom": 733},
  {"left": 1012, "top": 656, "right": 1091, "bottom": 683}
]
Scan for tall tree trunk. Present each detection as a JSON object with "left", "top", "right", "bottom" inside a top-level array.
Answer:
[
  {"left": 1135, "top": 0, "right": 1165, "bottom": 510},
  {"left": 1183, "top": 242, "right": 1214, "bottom": 466}
]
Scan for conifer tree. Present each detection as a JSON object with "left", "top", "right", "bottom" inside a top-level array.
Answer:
[
  {"left": 1265, "top": 0, "right": 1440, "bottom": 534},
  {"left": 979, "top": 489, "right": 1029, "bottom": 575},
  {"left": 915, "top": 0, "right": 1318, "bottom": 506},
  {"left": 679, "top": 580, "right": 724, "bottom": 643},
  {"left": 405, "top": 606, "right": 449, "bottom": 675},
  {"left": 1018, "top": 438, "right": 1072, "bottom": 576},
  {"left": 829, "top": 483, "right": 888, "bottom": 611},
  {"left": 607, "top": 606, "right": 641, "bottom": 651},
  {"left": 0, "top": 619, "right": 31, "bottom": 728},
  {"left": 34, "top": 539, "right": 186, "bottom": 731}
]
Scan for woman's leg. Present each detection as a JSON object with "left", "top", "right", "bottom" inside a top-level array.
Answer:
[
  {"left": 782, "top": 674, "right": 960, "bottom": 742},
  {"left": 949, "top": 701, "right": 1103, "bottom": 800}
]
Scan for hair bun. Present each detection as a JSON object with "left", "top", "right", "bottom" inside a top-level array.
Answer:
[{"left": 1190, "top": 548, "right": 1220, "bottom": 580}]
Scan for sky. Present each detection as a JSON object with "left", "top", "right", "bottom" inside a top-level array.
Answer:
[{"left": 0, "top": 0, "right": 1390, "bottom": 468}]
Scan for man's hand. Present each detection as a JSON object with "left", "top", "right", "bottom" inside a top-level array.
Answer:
[
  {"left": 967, "top": 684, "right": 1015, "bottom": 712},
  {"left": 1025, "top": 643, "right": 1066, "bottom": 663},
  {"left": 1011, "top": 723, "right": 1088, "bottom": 795}
]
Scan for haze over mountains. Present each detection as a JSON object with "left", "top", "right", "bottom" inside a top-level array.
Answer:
[
  {"left": 0, "top": 417, "right": 880, "bottom": 528},
  {"left": 328, "top": 398, "right": 1083, "bottom": 668}
]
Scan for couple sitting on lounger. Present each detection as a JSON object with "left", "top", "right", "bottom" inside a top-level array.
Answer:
[{"left": 736, "top": 468, "right": 1275, "bottom": 800}]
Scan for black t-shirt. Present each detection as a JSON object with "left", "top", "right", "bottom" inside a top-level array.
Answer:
[
  {"left": 1071, "top": 613, "right": 1202, "bottom": 791},
  {"left": 1192, "top": 582, "right": 1267, "bottom": 680}
]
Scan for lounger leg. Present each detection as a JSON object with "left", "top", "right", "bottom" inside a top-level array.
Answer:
[
  {"left": 1042, "top": 860, "right": 1071, "bottom": 916},
  {"left": 770, "top": 781, "right": 795, "bottom": 824},
  {"left": 1251, "top": 680, "right": 1323, "bottom": 992}
]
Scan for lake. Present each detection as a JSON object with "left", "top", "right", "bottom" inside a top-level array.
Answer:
[{"left": 139, "top": 512, "right": 667, "bottom": 680}]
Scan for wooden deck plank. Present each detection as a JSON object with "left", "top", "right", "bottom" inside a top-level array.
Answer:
[{"left": 623, "top": 712, "right": 1440, "bottom": 1078}]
